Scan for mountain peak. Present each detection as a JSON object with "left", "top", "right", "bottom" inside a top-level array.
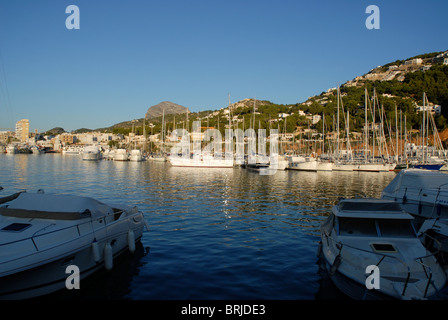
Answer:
[{"left": 145, "top": 101, "right": 189, "bottom": 119}]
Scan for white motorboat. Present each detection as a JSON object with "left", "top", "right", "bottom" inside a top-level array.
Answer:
[
  {"left": 0, "top": 190, "right": 147, "bottom": 299},
  {"left": 353, "top": 162, "right": 396, "bottom": 172},
  {"left": 381, "top": 169, "right": 448, "bottom": 219},
  {"left": 113, "top": 149, "right": 129, "bottom": 161},
  {"left": 62, "top": 146, "right": 84, "bottom": 155},
  {"left": 317, "top": 160, "right": 333, "bottom": 171},
  {"left": 319, "top": 198, "right": 446, "bottom": 300},
  {"left": 82, "top": 145, "right": 101, "bottom": 161},
  {"left": 129, "top": 149, "right": 144, "bottom": 162},
  {"left": 6, "top": 144, "right": 16, "bottom": 154},
  {"left": 150, "top": 154, "right": 167, "bottom": 162}
]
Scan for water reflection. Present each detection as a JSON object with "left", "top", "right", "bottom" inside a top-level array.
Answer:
[{"left": 0, "top": 154, "right": 398, "bottom": 300}]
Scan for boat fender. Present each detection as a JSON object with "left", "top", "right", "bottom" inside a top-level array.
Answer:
[
  {"left": 329, "top": 254, "right": 341, "bottom": 276},
  {"left": 128, "top": 230, "right": 136, "bottom": 253},
  {"left": 91, "top": 239, "right": 101, "bottom": 263},
  {"left": 104, "top": 243, "right": 113, "bottom": 271},
  {"left": 316, "top": 241, "right": 322, "bottom": 257},
  {"left": 144, "top": 218, "right": 150, "bottom": 231}
]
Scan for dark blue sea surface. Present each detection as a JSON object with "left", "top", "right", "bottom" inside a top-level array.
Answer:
[{"left": 0, "top": 154, "right": 398, "bottom": 300}]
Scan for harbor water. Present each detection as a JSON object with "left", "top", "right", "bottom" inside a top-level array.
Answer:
[{"left": 0, "top": 153, "right": 443, "bottom": 300}]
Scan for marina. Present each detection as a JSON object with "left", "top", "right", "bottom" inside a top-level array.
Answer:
[
  {"left": 0, "top": 0, "right": 446, "bottom": 310},
  {"left": 1, "top": 153, "right": 448, "bottom": 300}
]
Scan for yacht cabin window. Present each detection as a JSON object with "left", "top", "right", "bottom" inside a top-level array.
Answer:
[{"left": 337, "top": 217, "right": 416, "bottom": 238}]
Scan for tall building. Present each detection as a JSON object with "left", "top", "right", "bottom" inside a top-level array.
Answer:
[{"left": 15, "top": 119, "right": 29, "bottom": 142}]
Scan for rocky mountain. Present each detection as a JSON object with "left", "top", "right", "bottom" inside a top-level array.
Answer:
[
  {"left": 145, "top": 101, "right": 189, "bottom": 119},
  {"left": 43, "top": 127, "right": 65, "bottom": 136}
]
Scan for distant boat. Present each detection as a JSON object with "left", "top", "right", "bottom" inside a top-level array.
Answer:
[
  {"left": 353, "top": 162, "right": 396, "bottom": 172},
  {"left": 82, "top": 145, "right": 101, "bottom": 161},
  {"left": 287, "top": 156, "right": 317, "bottom": 172},
  {"left": 150, "top": 155, "right": 167, "bottom": 162},
  {"left": 5, "top": 144, "right": 16, "bottom": 154},
  {"left": 169, "top": 153, "right": 233, "bottom": 168},
  {"left": 412, "top": 163, "right": 444, "bottom": 171},
  {"left": 62, "top": 146, "right": 83, "bottom": 155},
  {"left": 332, "top": 161, "right": 357, "bottom": 171},
  {"left": 113, "top": 149, "right": 129, "bottom": 161},
  {"left": 129, "top": 149, "right": 144, "bottom": 162},
  {"left": 316, "top": 160, "right": 333, "bottom": 171},
  {"left": 319, "top": 197, "right": 446, "bottom": 300}
]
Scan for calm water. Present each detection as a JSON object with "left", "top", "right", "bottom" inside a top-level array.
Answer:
[{"left": 0, "top": 153, "right": 399, "bottom": 300}]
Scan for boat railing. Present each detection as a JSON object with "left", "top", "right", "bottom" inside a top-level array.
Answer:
[
  {"left": 323, "top": 230, "right": 442, "bottom": 298},
  {"left": 0, "top": 208, "right": 139, "bottom": 250}
]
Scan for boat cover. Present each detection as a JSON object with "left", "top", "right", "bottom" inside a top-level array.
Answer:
[
  {"left": 383, "top": 169, "right": 448, "bottom": 194},
  {"left": 0, "top": 192, "right": 115, "bottom": 220}
]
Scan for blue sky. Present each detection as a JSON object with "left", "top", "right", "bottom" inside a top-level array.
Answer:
[{"left": 0, "top": 0, "right": 447, "bottom": 132}]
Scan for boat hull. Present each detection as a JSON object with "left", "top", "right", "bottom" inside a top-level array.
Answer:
[
  {"left": 287, "top": 159, "right": 317, "bottom": 172},
  {"left": 0, "top": 227, "right": 143, "bottom": 300},
  {"left": 0, "top": 192, "right": 146, "bottom": 300},
  {"left": 169, "top": 157, "right": 233, "bottom": 168}
]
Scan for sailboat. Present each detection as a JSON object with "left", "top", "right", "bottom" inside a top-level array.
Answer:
[
  {"left": 409, "top": 93, "right": 446, "bottom": 170},
  {"left": 169, "top": 103, "right": 233, "bottom": 168},
  {"left": 332, "top": 85, "right": 356, "bottom": 171}
]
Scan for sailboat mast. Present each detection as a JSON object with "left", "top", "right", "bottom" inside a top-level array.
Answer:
[
  {"left": 422, "top": 92, "right": 426, "bottom": 162},
  {"left": 337, "top": 85, "right": 340, "bottom": 160},
  {"left": 365, "top": 87, "right": 368, "bottom": 162}
]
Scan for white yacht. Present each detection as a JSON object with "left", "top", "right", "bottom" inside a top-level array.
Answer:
[
  {"left": 82, "top": 145, "right": 101, "bottom": 161},
  {"left": 129, "top": 149, "right": 143, "bottom": 162},
  {"left": 6, "top": 144, "right": 16, "bottom": 154},
  {"left": 113, "top": 149, "right": 129, "bottom": 161},
  {"left": 150, "top": 154, "right": 167, "bottom": 162},
  {"left": 0, "top": 190, "right": 147, "bottom": 299},
  {"left": 353, "top": 162, "right": 396, "bottom": 172},
  {"left": 62, "top": 146, "right": 83, "bottom": 155},
  {"left": 169, "top": 153, "right": 233, "bottom": 168},
  {"left": 319, "top": 198, "right": 446, "bottom": 300}
]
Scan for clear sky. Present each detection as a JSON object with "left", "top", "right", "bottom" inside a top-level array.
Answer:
[{"left": 0, "top": 0, "right": 447, "bottom": 132}]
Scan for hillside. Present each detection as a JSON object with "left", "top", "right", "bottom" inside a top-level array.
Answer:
[{"left": 89, "top": 50, "right": 448, "bottom": 143}]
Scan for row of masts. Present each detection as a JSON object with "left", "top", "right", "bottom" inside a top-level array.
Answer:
[{"left": 149, "top": 89, "right": 446, "bottom": 165}]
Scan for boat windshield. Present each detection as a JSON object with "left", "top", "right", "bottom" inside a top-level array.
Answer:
[
  {"left": 338, "top": 217, "right": 416, "bottom": 238},
  {"left": 377, "top": 219, "right": 416, "bottom": 238},
  {"left": 339, "top": 201, "right": 402, "bottom": 212},
  {"left": 338, "top": 218, "right": 377, "bottom": 236}
]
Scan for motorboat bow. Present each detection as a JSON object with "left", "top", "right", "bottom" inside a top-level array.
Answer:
[{"left": 319, "top": 198, "right": 446, "bottom": 300}]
